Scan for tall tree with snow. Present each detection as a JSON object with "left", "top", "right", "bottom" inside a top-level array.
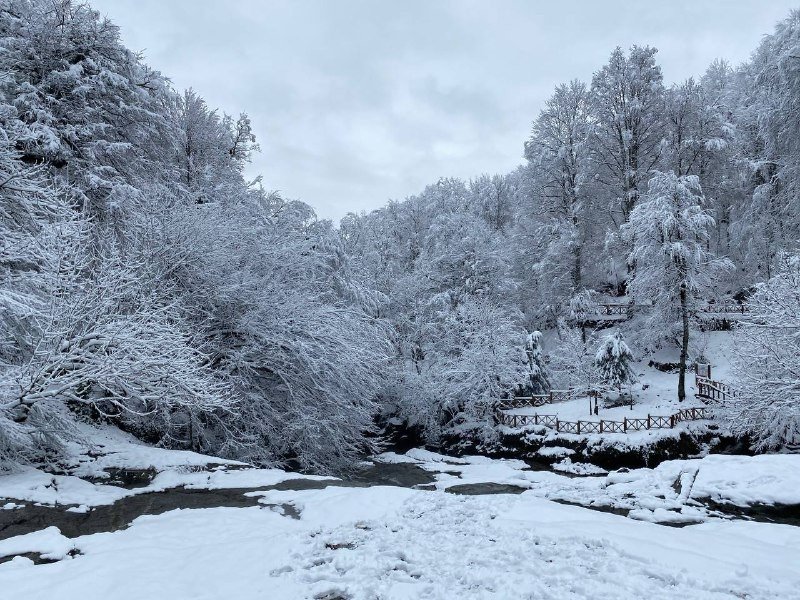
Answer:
[
  {"left": 524, "top": 80, "right": 593, "bottom": 292},
  {"left": 590, "top": 46, "right": 665, "bottom": 224},
  {"left": 623, "top": 171, "right": 732, "bottom": 401}
]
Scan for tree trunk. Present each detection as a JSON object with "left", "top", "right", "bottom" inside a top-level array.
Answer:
[{"left": 678, "top": 282, "right": 689, "bottom": 402}]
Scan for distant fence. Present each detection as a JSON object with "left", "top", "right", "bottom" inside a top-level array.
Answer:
[
  {"left": 496, "top": 406, "right": 712, "bottom": 434},
  {"left": 580, "top": 302, "right": 749, "bottom": 324},
  {"left": 495, "top": 389, "right": 574, "bottom": 410},
  {"left": 699, "top": 303, "right": 749, "bottom": 315},
  {"left": 495, "top": 372, "right": 733, "bottom": 435}
]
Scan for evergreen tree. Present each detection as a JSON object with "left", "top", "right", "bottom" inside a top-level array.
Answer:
[
  {"left": 524, "top": 331, "right": 551, "bottom": 394},
  {"left": 594, "top": 330, "right": 637, "bottom": 404}
]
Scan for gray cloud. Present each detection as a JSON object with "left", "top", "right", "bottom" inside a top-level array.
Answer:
[{"left": 93, "top": 0, "right": 798, "bottom": 220}]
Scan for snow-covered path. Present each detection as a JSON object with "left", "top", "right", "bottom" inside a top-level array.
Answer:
[{"left": 1, "top": 483, "right": 798, "bottom": 600}]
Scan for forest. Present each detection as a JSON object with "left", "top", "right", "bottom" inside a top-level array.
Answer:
[{"left": 1, "top": 0, "right": 799, "bottom": 476}]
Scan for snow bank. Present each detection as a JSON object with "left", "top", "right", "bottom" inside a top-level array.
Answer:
[
  {"left": 63, "top": 425, "right": 246, "bottom": 480},
  {"left": 0, "top": 467, "right": 334, "bottom": 508},
  {"left": 690, "top": 453, "right": 800, "bottom": 506},
  {"left": 0, "top": 527, "right": 75, "bottom": 564}
]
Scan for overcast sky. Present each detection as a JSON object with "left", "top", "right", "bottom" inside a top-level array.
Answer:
[{"left": 94, "top": 1, "right": 797, "bottom": 221}]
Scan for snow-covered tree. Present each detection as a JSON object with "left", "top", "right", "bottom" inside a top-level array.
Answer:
[
  {"left": 524, "top": 80, "right": 593, "bottom": 291},
  {"left": 171, "top": 89, "right": 258, "bottom": 205},
  {"left": 396, "top": 298, "right": 527, "bottom": 443},
  {"left": 469, "top": 173, "right": 515, "bottom": 233},
  {"left": 591, "top": 46, "right": 665, "bottom": 223},
  {"left": 624, "top": 172, "right": 732, "bottom": 400},
  {"left": 724, "top": 256, "right": 800, "bottom": 450},
  {"left": 548, "top": 321, "right": 598, "bottom": 391},
  {"left": 524, "top": 331, "right": 551, "bottom": 394},
  {"left": 594, "top": 330, "right": 637, "bottom": 401},
  {"left": 181, "top": 191, "right": 392, "bottom": 472}
]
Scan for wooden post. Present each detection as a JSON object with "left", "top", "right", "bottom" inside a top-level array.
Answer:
[
  {"left": 556, "top": 418, "right": 560, "bottom": 432},
  {"left": 577, "top": 421, "right": 581, "bottom": 434},
  {"left": 623, "top": 417, "right": 627, "bottom": 432},
  {"left": 670, "top": 415, "right": 674, "bottom": 428},
  {"left": 600, "top": 420, "right": 604, "bottom": 433},
  {"left": 647, "top": 414, "right": 651, "bottom": 429}
]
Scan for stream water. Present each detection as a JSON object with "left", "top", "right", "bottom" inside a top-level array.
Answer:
[
  {"left": 1, "top": 459, "right": 797, "bottom": 562},
  {"left": 0, "top": 463, "right": 443, "bottom": 545}
]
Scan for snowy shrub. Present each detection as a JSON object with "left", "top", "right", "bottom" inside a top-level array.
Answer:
[{"left": 594, "top": 331, "right": 637, "bottom": 399}]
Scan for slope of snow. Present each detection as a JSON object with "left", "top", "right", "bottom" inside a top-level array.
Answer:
[{"left": 61, "top": 424, "right": 247, "bottom": 479}]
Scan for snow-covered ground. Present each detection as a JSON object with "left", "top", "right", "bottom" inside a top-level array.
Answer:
[
  {"left": 1, "top": 476, "right": 798, "bottom": 599},
  {"left": 0, "top": 438, "right": 798, "bottom": 599}
]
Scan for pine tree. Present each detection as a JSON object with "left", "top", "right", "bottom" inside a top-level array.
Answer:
[
  {"left": 525, "top": 331, "right": 551, "bottom": 394},
  {"left": 594, "top": 330, "right": 637, "bottom": 404}
]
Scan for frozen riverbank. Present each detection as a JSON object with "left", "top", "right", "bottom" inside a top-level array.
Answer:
[{"left": 1, "top": 432, "right": 799, "bottom": 599}]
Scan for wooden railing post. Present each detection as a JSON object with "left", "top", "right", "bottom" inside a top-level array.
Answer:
[
  {"left": 577, "top": 421, "right": 581, "bottom": 434},
  {"left": 647, "top": 414, "right": 651, "bottom": 429},
  {"left": 623, "top": 417, "right": 627, "bottom": 432},
  {"left": 600, "top": 420, "right": 604, "bottom": 433}
]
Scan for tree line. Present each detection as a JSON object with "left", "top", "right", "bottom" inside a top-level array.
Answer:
[{"left": 1, "top": 2, "right": 798, "bottom": 470}]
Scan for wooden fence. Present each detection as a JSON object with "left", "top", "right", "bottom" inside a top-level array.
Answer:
[
  {"left": 495, "top": 389, "right": 574, "bottom": 410},
  {"left": 597, "top": 303, "right": 633, "bottom": 316},
  {"left": 581, "top": 302, "right": 749, "bottom": 323},
  {"left": 495, "top": 406, "right": 712, "bottom": 434},
  {"left": 699, "top": 303, "right": 749, "bottom": 315}
]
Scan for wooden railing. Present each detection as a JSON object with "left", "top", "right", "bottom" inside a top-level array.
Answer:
[
  {"left": 699, "top": 303, "right": 749, "bottom": 315},
  {"left": 496, "top": 406, "right": 712, "bottom": 434},
  {"left": 496, "top": 376, "right": 728, "bottom": 434},
  {"left": 695, "top": 376, "right": 738, "bottom": 403},
  {"left": 597, "top": 303, "right": 633, "bottom": 316}
]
